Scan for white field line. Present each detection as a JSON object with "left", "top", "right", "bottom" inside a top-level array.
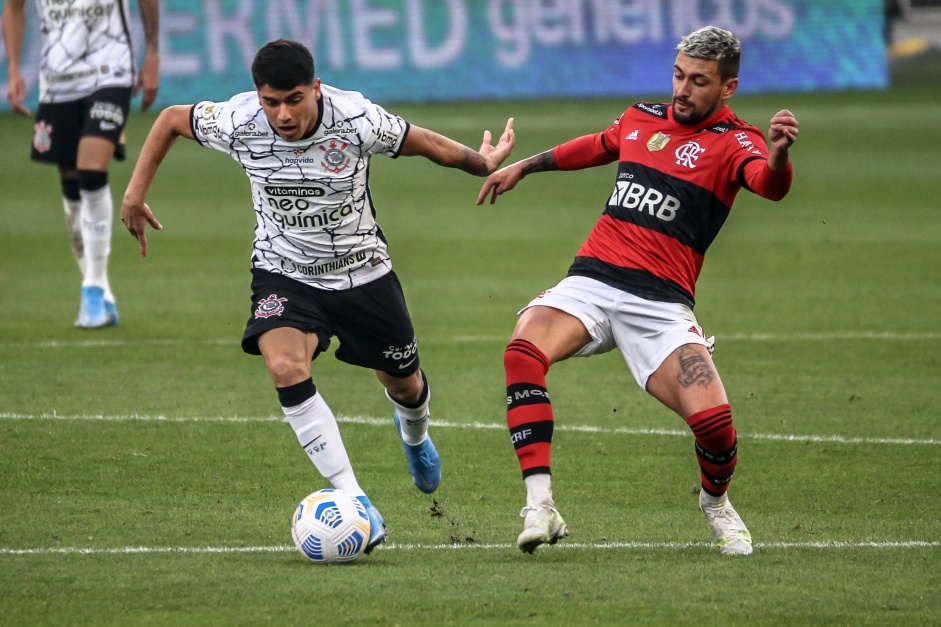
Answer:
[
  {"left": 1, "top": 540, "right": 938, "bottom": 556},
  {"left": 2, "top": 331, "right": 940, "bottom": 349},
  {"left": 1, "top": 412, "right": 938, "bottom": 447}
]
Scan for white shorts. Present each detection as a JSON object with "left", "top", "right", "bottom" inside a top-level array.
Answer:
[{"left": 521, "top": 276, "right": 714, "bottom": 389}]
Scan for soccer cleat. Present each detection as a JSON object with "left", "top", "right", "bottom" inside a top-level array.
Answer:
[
  {"left": 75, "top": 286, "right": 110, "bottom": 328},
  {"left": 517, "top": 503, "right": 569, "bottom": 553},
  {"left": 103, "top": 299, "right": 120, "bottom": 327},
  {"left": 700, "top": 490, "right": 753, "bottom": 556},
  {"left": 393, "top": 411, "right": 441, "bottom": 493},
  {"left": 356, "top": 495, "right": 386, "bottom": 554}
]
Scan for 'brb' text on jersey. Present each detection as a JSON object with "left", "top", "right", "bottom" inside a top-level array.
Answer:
[
  {"left": 33, "top": 0, "right": 136, "bottom": 103},
  {"left": 555, "top": 102, "right": 792, "bottom": 308},
  {"left": 190, "top": 86, "right": 410, "bottom": 291}
]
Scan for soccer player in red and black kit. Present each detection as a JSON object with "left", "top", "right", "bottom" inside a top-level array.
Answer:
[{"left": 478, "top": 26, "right": 799, "bottom": 556}]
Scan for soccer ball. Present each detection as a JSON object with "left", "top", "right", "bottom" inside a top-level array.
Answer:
[{"left": 291, "top": 488, "right": 371, "bottom": 564}]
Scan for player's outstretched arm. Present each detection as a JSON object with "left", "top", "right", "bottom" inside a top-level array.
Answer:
[
  {"left": 400, "top": 118, "right": 515, "bottom": 176},
  {"left": 476, "top": 150, "right": 557, "bottom": 205},
  {"left": 121, "top": 104, "right": 194, "bottom": 257},
  {"left": 2, "top": 0, "right": 31, "bottom": 116},
  {"left": 135, "top": 0, "right": 160, "bottom": 111}
]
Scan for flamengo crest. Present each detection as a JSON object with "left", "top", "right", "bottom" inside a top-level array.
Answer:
[
  {"left": 675, "top": 141, "right": 706, "bottom": 169},
  {"left": 255, "top": 294, "right": 288, "bottom": 318}
]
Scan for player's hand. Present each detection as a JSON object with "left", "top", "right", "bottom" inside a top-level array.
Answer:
[
  {"left": 121, "top": 198, "right": 163, "bottom": 258},
  {"left": 5, "top": 69, "right": 31, "bottom": 117},
  {"left": 477, "top": 161, "right": 524, "bottom": 205},
  {"left": 769, "top": 109, "right": 798, "bottom": 151},
  {"left": 479, "top": 118, "right": 515, "bottom": 173},
  {"left": 135, "top": 54, "right": 160, "bottom": 112}
]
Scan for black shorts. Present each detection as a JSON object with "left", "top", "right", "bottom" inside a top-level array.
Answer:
[
  {"left": 31, "top": 87, "right": 132, "bottom": 167},
  {"left": 242, "top": 269, "right": 420, "bottom": 377}
]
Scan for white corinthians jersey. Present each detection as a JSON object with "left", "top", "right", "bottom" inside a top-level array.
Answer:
[
  {"left": 191, "top": 86, "right": 410, "bottom": 290},
  {"left": 34, "top": 0, "right": 136, "bottom": 102}
]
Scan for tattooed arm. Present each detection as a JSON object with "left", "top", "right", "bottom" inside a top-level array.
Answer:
[
  {"left": 476, "top": 150, "right": 558, "bottom": 205},
  {"left": 400, "top": 119, "right": 515, "bottom": 176}
]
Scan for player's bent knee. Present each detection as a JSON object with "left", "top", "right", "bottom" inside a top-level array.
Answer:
[{"left": 264, "top": 354, "right": 310, "bottom": 388}]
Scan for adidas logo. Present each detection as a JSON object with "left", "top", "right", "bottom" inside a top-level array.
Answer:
[{"left": 625, "top": 129, "right": 639, "bottom": 140}]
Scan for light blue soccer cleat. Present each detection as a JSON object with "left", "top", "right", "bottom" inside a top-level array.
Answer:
[
  {"left": 75, "top": 286, "right": 110, "bottom": 328},
  {"left": 356, "top": 495, "right": 386, "bottom": 554},
  {"left": 393, "top": 411, "right": 441, "bottom": 494},
  {"left": 103, "top": 299, "right": 120, "bottom": 327}
]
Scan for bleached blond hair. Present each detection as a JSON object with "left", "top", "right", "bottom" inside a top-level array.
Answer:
[{"left": 677, "top": 26, "right": 742, "bottom": 79}]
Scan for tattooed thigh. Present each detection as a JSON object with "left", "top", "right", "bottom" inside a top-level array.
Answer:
[{"left": 675, "top": 345, "right": 716, "bottom": 388}]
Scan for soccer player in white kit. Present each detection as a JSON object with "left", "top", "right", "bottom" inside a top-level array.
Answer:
[
  {"left": 2, "top": 0, "right": 159, "bottom": 327},
  {"left": 121, "top": 40, "right": 516, "bottom": 553}
]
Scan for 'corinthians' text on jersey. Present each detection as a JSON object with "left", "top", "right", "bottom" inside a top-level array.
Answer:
[
  {"left": 190, "top": 86, "right": 410, "bottom": 290},
  {"left": 34, "top": 0, "right": 136, "bottom": 102}
]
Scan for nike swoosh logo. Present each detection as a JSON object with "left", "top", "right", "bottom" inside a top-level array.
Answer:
[{"left": 397, "top": 357, "right": 417, "bottom": 369}]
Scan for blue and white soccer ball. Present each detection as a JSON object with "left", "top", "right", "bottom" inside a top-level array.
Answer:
[{"left": 291, "top": 488, "right": 371, "bottom": 564}]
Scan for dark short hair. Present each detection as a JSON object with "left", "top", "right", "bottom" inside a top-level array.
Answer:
[{"left": 251, "top": 39, "right": 315, "bottom": 90}]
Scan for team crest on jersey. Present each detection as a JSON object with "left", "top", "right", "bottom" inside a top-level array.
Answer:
[
  {"left": 647, "top": 132, "right": 670, "bottom": 152},
  {"left": 33, "top": 121, "right": 53, "bottom": 153},
  {"left": 320, "top": 140, "right": 351, "bottom": 173},
  {"left": 675, "top": 141, "right": 706, "bottom": 169},
  {"left": 254, "top": 294, "right": 288, "bottom": 319}
]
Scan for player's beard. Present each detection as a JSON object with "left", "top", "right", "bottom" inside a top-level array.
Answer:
[
  {"left": 672, "top": 98, "right": 718, "bottom": 126},
  {"left": 673, "top": 98, "right": 705, "bottom": 126}
]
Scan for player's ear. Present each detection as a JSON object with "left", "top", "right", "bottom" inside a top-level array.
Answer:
[
  {"left": 722, "top": 77, "right": 739, "bottom": 100},
  {"left": 312, "top": 78, "right": 322, "bottom": 99}
]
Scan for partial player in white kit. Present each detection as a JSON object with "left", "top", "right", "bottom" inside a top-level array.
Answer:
[
  {"left": 121, "top": 40, "right": 516, "bottom": 553},
  {"left": 2, "top": 0, "right": 160, "bottom": 327}
]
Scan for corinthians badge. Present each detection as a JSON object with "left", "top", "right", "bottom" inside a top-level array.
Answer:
[
  {"left": 647, "top": 131, "right": 670, "bottom": 152},
  {"left": 254, "top": 294, "right": 288, "bottom": 319}
]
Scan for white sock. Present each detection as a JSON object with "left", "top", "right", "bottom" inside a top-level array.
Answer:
[
  {"left": 283, "top": 392, "right": 364, "bottom": 497},
  {"left": 386, "top": 382, "right": 430, "bottom": 446},
  {"left": 79, "top": 184, "right": 114, "bottom": 301},
  {"left": 700, "top": 490, "right": 728, "bottom": 506},
  {"left": 524, "top": 473, "right": 553, "bottom": 507},
  {"left": 62, "top": 196, "right": 86, "bottom": 277}
]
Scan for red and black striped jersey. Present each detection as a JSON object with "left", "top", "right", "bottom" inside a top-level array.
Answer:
[{"left": 554, "top": 102, "right": 792, "bottom": 307}]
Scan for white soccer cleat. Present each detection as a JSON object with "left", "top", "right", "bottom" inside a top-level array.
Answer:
[
  {"left": 517, "top": 503, "right": 569, "bottom": 554},
  {"left": 700, "top": 490, "right": 753, "bottom": 556}
]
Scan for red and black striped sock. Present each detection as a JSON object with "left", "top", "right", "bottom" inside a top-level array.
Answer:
[
  {"left": 686, "top": 404, "right": 738, "bottom": 496},
  {"left": 504, "top": 339, "right": 554, "bottom": 478}
]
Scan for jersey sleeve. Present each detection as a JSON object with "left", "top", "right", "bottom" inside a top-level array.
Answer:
[
  {"left": 729, "top": 125, "right": 793, "bottom": 201},
  {"left": 356, "top": 98, "right": 410, "bottom": 159},
  {"left": 740, "top": 158, "right": 793, "bottom": 201},
  {"left": 190, "top": 99, "right": 235, "bottom": 154},
  {"left": 553, "top": 114, "right": 623, "bottom": 170}
]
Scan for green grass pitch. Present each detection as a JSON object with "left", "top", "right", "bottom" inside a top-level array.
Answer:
[{"left": 1, "top": 65, "right": 939, "bottom": 624}]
